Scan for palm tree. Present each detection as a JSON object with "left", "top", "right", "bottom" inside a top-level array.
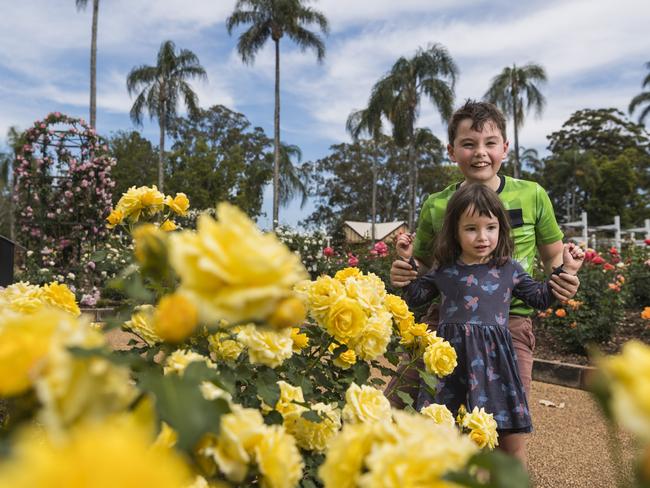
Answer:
[
  {"left": 226, "top": 0, "right": 329, "bottom": 228},
  {"left": 75, "top": 0, "right": 100, "bottom": 128},
  {"left": 357, "top": 44, "right": 458, "bottom": 230},
  {"left": 484, "top": 63, "right": 547, "bottom": 179},
  {"left": 629, "top": 61, "right": 650, "bottom": 125},
  {"left": 278, "top": 142, "right": 309, "bottom": 209},
  {"left": 347, "top": 108, "right": 382, "bottom": 241},
  {"left": 127, "top": 40, "right": 207, "bottom": 192}
]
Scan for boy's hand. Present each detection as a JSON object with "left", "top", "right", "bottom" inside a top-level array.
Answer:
[
  {"left": 562, "top": 242, "right": 585, "bottom": 275},
  {"left": 390, "top": 259, "right": 418, "bottom": 288},
  {"left": 396, "top": 232, "right": 414, "bottom": 260}
]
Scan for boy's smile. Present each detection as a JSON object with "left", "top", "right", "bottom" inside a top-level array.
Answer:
[{"left": 447, "top": 118, "right": 509, "bottom": 190}]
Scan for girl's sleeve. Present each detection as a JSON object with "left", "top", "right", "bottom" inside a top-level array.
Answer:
[
  {"left": 511, "top": 261, "right": 556, "bottom": 310},
  {"left": 402, "top": 269, "right": 440, "bottom": 308}
]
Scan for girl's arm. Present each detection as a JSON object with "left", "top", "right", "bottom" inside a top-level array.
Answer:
[
  {"left": 511, "top": 262, "right": 556, "bottom": 311},
  {"left": 401, "top": 262, "right": 440, "bottom": 308}
]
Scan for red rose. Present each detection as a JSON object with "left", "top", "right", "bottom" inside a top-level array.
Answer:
[
  {"left": 603, "top": 263, "right": 615, "bottom": 271},
  {"left": 323, "top": 246, "right": 334, "bottom": 257},
  {"left": 591, "top": 255, "right": 605, "bottom": 265}
]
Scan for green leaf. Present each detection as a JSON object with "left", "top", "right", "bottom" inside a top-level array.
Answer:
[
  {"left": 330, "top": 344, "right": 347, "bottom": 360},
  {"left": 353, "top": 361, "right": 370, "bottom": 385},
  {"left": 264, "top": 410, "right": 284, "bottom": 426},
  {"left": 445, "top": 451, "right": 530, "bottom": 488},
  {"left": 256, "top": 369, "right": 280, "bottom": 407},
  {"left": 301, "top": 410, "right": 323, "bottom": 423},
  {"left": 90, "top": 249, "right": 108, "bottom": 262},
  {"left": 138, "top": 368, "right": 230, "bottom": 451},
  {"left": 418, "top": 369, "right": 438, "bottom": 396},
  {"left": 396, "top": 390, "right": 414, "bottom": 408}
]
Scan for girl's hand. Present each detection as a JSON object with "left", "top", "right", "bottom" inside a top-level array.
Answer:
[
  {"left": 396, "top": 232, "right": 414, "bottom": 260},
  {"left": 562, "top": 242, "right": 585, "bottom": 275}
]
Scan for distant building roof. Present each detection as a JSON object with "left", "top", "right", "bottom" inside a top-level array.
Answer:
[{"left": 343, "top": 221, "right": 407, "bottom": 241}]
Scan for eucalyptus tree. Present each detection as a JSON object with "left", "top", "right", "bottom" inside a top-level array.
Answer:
[
  {"left": 75, "top": 0, "right": 100, "bottom": 128},
  {"left": 357, "top": 44, "right": 458, "bottom": 229},
  {"left": 226, "top": 0, "right": 329, "bottom": 228},
  {"left": 629, "top": 61, "right": 650, "bottom": 125},
  {"left": 127, "top": 40, "right": 207, "bottom": 191},
  {"left": 484, "top": 63, "right": 547, "bottom": 179}
]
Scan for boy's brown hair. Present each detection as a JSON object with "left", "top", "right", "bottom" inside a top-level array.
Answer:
[
  {"left": 433, "top": 183, "right": 514, "bottom": 266},
  {"left": 447, "top": 99, "right": 507, "bottom": 144}
]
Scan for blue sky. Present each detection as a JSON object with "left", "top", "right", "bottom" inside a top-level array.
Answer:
[{"left": 2, "top": 0, "right": 649, "bottom": 229}]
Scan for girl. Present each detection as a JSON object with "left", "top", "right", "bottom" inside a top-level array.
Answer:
[{"left": 397, "top": 183, "right": 583, "bottom": 462}]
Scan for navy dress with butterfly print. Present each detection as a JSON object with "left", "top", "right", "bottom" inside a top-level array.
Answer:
[{"left": 402, "top": 258, "right": 555, "bottom": 433}]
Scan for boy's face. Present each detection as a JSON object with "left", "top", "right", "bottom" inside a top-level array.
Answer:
[{"left": 447, "top": 118, "right": 509, "bottom": 188}]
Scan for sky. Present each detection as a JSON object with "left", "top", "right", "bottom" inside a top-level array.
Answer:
[{"left": 1, "top": 0, "right": 649, "bottom": 229}]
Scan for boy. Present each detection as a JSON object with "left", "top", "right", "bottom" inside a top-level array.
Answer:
[{"left": 389, "top": 100, "right": 580, "bottom": 463}]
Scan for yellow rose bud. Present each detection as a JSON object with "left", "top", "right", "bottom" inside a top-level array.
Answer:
[
  {"left": 165, "top": 193, "right": 190, "bottom": 216},
  {"left": 154, "top": 293, "right": 199, "bottom": 343},
  {"left": 106, "top": 209, "right": 124, "bottom": 228},
  {"left": 268, "top": 296, "right": 307, "bottom": 329},
  {"left": 160, "top": 219, "right": 177, "bottom": 232},
  {"left": 290, "top": 327, "right": 309, "bottom": 351},
  {"left": 133, "top": 224, "right": 169, "bottom": 278}
]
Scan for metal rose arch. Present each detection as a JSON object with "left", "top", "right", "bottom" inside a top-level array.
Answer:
[{"left": 13, "top": 112, "right": 116, "bottom": 292}]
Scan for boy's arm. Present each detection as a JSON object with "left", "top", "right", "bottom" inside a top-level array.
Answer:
[{"left": 538, "top": 240, "right": 580, "bottom": 302}]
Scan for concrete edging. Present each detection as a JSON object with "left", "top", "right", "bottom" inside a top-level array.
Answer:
[{"left": 532, "top": 358, "right": 596, "bottom": 391}]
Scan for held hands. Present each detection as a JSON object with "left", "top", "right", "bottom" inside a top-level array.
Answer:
[
  {"left": 562, "top": 242, "right": 585, "bottom": 275},
  {"left": 549, "top": 242, "right": 584, "bottom": 302},
  {"left": 390, "top": 233, "right": 418, "bottom": 288}
]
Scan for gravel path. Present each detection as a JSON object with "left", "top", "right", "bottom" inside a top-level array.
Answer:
[{"left": 528, "top": 381, "right": 638, "bottom": 488}]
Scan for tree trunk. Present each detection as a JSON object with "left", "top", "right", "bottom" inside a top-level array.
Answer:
[
  {"left": 158, "top": 113, "right": 165, "bottom": 192},
  {"left": 371, "top": 145, "right": 377, "bottom": 242},
  {"left": 273, "top": 39, "right": 281, "bottom": 229},
  {"left": 407, "top": 144, "right": 415, "bottom": 230},
  {"left": 511, "top": 70, "right": 520, "bottom": 179},
  {"left": 89, "top": 0, "right": 99, "bottom": 128},
  {"left": 413, "top": 155, "right": 419, "bottom": 226}
]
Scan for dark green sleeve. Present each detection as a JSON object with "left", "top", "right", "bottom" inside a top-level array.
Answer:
[{"left": 413, "top": 198, "right": 435, "bottom": 267}]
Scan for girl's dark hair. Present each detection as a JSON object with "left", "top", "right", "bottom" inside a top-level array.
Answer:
[{"left": 433, "top": 183, "right": 514, "bottom": 266}]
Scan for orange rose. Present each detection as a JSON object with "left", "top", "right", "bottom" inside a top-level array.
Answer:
[{"left": 555, "top": 308, "right": 567, "bottom": 318}]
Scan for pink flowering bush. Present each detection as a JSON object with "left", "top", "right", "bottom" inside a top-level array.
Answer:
[{"left": 13, "top": 113, "right": 116, "bottom": 299}]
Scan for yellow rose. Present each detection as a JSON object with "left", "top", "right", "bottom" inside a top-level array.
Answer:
[
  {"left": 423, "top": 340, "right": 457, "bottom": 377},
  {"left": 344, "top": 274, "right": 385, "bottom": 316},
  {"left": 0, "top": 420, "right": 192, "bottom": 487},
  {"left": 349, "top": 311, "right": 392, "bottom": 361},
  {"left": 123, "top": 305, "right": 162, "bottom": 346},
  {"left": 334, "top": 267, "right": 362, "bottom": 282},
  {"left": 237, "top": 325, "right": 293, "bottom": 368},
  {"left": 163, "top": 350, "right": 216, "bottom": 376},
  {"left": 306, "top": 275, "right": 345, "bottom": 324},
  {"left": 420, "top": 404, "right": 455, "bottom": 428},
  {"left": 159, "top": 219, "right": 177, "bottom": 232},
  {"left": 462, "top": 406, "right": 499, "bottom": 449},
  {"left": 164, "top": 192, "right": 190, "bottom": 216},
  {"left": 201, "top": 406, "right": 266, "bottom": 483},
  {"left": 274, "top": 381, "right": 305, "bottom": 418},
  {"left": 290, "top": 327, "right": 309, "bottom": 352},
  {"left": 359, "top": 410, "right": 477, "bottom": 487},
  {"left": 106, "top": 208, "right": 124, "bottom": 228},
  {"left": 115, "top": 186, "right": 144, "bottom": 221},
  {"left": 254, "top": 424, "right": 304, "bottom": 488},
  {"left": 154, "top": 293, "right": 199, "bottom": 343},
  {"left": 284, "top": 402, "right": 342, "bottom": 452},
  {"left": 267, "top": 296, "right": 306, "bottom": 330},
  {"left": 154, "top": 422, "right": 178, "bottom": 449},
  {"left": 41, "top": 282, "right": 81, "bottom": 317},
  {"left": 138, "top": 185, "right": 165, "bottom": 215},
  {"left": 208, "top": 332, "right": 244, "bottom": 362},
  {"left": 329, "top": 343, "right": 357, "bottom": 369},
  {"left": 600, "top": 340, "right": 650, "bottom": 440},
  {"left": 318, "top": 423, "right": 376, "bottom": 488},
  {"left": 342, "top": 383, "right": 392, "bottom": 424},
  {"left": 384, "top": 294, "right": 411, "bottom": 321},
  {"left": 0, "top": 282, "right": 44, "bottom": 316},
  {"left": 0, "top": 310, "right": 59, "bottom": 395},
  {"left": 326, "top": 296, "right": 367, "bottom": 343},
  {"left": 168, "top": 203, "right": 308, "bottom": 325}
]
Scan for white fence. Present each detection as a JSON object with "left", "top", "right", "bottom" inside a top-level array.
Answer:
[{"left": 561, "top": 212, "right": 650, "bottom": 249}]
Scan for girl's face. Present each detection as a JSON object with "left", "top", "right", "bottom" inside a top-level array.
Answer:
[{"left": 457, "top": 206, "right": 499, "bottom": 264}]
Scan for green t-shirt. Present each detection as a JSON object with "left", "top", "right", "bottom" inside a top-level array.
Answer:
[{"left": 413, "top": 175, "right": 564, "bottom": 316}]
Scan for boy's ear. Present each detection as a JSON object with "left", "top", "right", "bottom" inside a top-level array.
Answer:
[
  {"left": 502, "top": 140, "right": 510, "bottom": 158},
  {"left": 447, "top": 143, "right": 456, "bottom": 162}
]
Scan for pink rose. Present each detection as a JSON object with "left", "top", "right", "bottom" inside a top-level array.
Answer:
[
  {"left": 347, "top": 254, "right": 359, "bottom": 267},
  {"left": 323, "top": 246, "right": 334, "bottom": 257}
]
